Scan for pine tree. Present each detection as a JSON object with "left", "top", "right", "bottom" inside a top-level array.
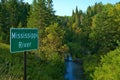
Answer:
[
  {"left": 27, "top": 0, "right": 56, "bottom": 56},
  {"left": 93, "top": 2, "right": 103, "bottom": 14},
  {"left": 72, "top": 6, "right": 81, "bottom": 32},
  {"left": 46, "top": 0, "right": 55, "bottom": 24},
  {"left": 0, "top": 0, "right": 30, "bottom": 43},
  {"left": 7, "top": 0, "right": 19, "bottom": 27},
  {"left": 0, "top": 0, "right": 10, "bottom": 43},
  {"left": 87, "top": 6, "right": 93, "bottom": 17},
  {"left": 27, "top": 0, "right": 55, "bottom": 29},
  {"left": 19, "top": 2, "right": 30, "bottom": 27}
]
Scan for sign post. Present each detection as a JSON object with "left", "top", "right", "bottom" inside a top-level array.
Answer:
[
  {"left": 10, "top": 28, "right": 38, "bottom": 80},
  {"left": 24, "top": 51, "right": 27, "bottom": 80}
]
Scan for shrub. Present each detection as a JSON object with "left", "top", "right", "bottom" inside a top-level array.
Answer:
[
  {"left": 82, "top": 54, "right": 100, "bottom": 80},
  {"left": 92, "top": 48, "right": 120, "bottom": 80},
  {"left": 0, "top": 43, "right": 65, "bottom": 80}
]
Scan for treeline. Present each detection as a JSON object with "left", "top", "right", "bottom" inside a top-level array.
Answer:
[
  {"left": 0, "top": 0, "right": 30, "bottom": 43},
  {"left": 63, "top": 2, "right": 120, "bottom": 56},
  {"left": 61, "top": 2, "right": 120, "bottom": 80}
]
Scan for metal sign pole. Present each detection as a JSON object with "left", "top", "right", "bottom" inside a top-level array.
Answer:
[{"left": 24, "top": 51, "right": 27, "bottom": 80}]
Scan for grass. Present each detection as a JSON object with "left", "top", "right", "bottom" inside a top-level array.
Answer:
[{"left": 0, "top": 43, "right": 24, "bottom": 80}]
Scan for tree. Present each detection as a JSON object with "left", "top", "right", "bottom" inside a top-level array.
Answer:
[
  {"left": 40, "top": 23, "right": 68, "bottom": 60},
  {"left": 0, "top": 0, "right": 30, "bottom": 43},
  {"left": 19, "top": 2, "right": 30, "bottom": 27},
  {"left": 93, "top": 2, "right": 103, "bottom": 14},
  {"left": 87, "top": 6, "right": 93, "bottom": 17},
  {"left": 89, "top": 4, "right": 120, "bottom": 54},
  {"left": 6, "top": 0, "right": 19, "bottom": 27},
  {"left": 27, "top": 0, "right": 59, "bottom": 60},
  {"left": 46, "top": 0, "right": 55, "bottom": 24},
  {"left": 0, "top": 0, "right": 10, "bottom": 43},
  {"left": 93, "top": 48, "right": 120, "bottom": 80},
  {"left": 72, "top": 6, "right": 82, "bottom": 34},
  {"left": 27, "top": 0, "right": 55, "bottom": 35}
]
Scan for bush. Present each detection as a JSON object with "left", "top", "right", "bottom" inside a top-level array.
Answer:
[
  {"left": 92, "top": 48, "right": 120, "bottom": 80},
  {"left": 0, "top": 43, "right": 23, "bottom": 80},
  {"left": 27, "top": 53, "right": 65, "bottom": 80},
  {"left": 0, "top": 43, "right": 65, "bottom": 80},
  {"left": 82, "top": 54, "right": 100, "bottom": 80}
]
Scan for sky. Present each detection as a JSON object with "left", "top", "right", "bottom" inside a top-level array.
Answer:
[{"left": 24, "top": 0, "right": 120, "bottom": 16}]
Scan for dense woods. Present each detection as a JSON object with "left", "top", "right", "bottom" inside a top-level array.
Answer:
[{"left": 0, "top": 0, "right": 120, "bottom": 80}]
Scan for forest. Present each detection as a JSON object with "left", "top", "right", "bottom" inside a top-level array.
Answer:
[{"left": 0, "top": 0, "right": 120, "bottom": 80}]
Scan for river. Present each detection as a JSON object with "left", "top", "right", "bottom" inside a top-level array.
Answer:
[{"left": 64, "top": 56, "right": 84, "bottom": 80}]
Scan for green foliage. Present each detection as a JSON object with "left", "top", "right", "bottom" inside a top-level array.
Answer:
[
  {"left": 26, "top": 1, "right": 65, "bottom": 79},
  {"left": 27, "top": 52, "right": 65, "bottom": 80},
  {"left": 0, "top": 43, "right": 65, "bottom": 80},
  {"left": 27, "top": 1, "right": 57, "bottom": 62},
  {"left": 0, "top": 0, "right": 30, "bottom": 43},
  {"left": 0, "top": 43, "right": 23, "bottom": 80},
  {"left": 27, "top": 0, "right": 48, "bottom": 28},
  {"left": 40, "top": 23, "right": 68, "bottom": 60},
  {"left": 90, "top": 4, "right": 120, "bottom": 53},
  {"left": 92, "top": 48, "right": 120, "bottom": 80},
  {"left": 27, "top": 0, "right": 55, "bottom": 28},
  {"left": 82, "top": 54, "right": 100, "bottom": 80}
]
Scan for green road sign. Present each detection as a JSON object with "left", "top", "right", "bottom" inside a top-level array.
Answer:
[{"left": 10, "top": 28, "right": 38, "bottom": 53}]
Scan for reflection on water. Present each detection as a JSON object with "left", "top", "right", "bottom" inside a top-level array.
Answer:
[{"left": 65, "top": 56, "right": 83, "bottom": 80}]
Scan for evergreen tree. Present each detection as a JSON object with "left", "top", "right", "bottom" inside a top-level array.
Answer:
[
  {"left": 19, "top": 2, "right": 30, "bottom": 27},
  {"left": 0, "top": 0, "right": 10, "bottom": 43},
  {"left": 72, "top": 6, "right": 81, "bottom": 31},
  {"left": 90, "top": 4, "right": 120, "bottom": 53},
  {"left": 71, "top": 10, "right": 75, "bottom": 24},
  {"left": 87, "top": 6, "right": 93, "bottom": 17},
  {"left": 46, "top": 0, "right": 55, "bottom": 23},
  {"left": 0, "top": 0, "right": 30, "bottom": 43},
  {"left": 7, "top": 0, "right": 19, "bottom": 27},
  {"left": 27, "top": 0, "right": 56, "bottom": 58},
  {"left": 27, "top": 0, "right": 55, "bottom": 28}
]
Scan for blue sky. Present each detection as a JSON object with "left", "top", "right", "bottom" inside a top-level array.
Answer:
[{"left": 24, "top": 0, "right": 120, "bottom": 16}]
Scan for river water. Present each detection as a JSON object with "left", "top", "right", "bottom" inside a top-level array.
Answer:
[{"left": 64, "top": 56, "right": 84, "bottom": 80}]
